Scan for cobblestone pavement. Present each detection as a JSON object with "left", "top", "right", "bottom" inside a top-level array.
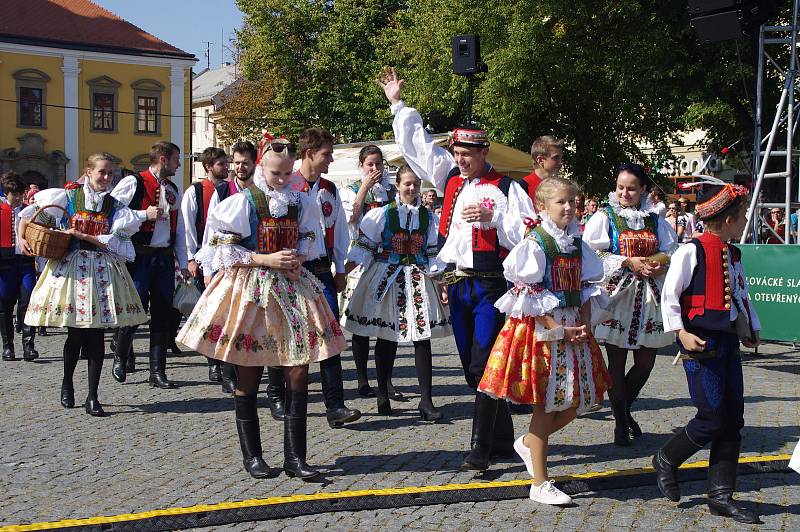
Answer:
[{"left": 0, "top": 327, "right": 798, "bottom": 530}]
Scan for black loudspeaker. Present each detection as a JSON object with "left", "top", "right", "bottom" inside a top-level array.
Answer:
[
  {"left": 692, "top": 10, "right": 745, "bottom": 42},
  {"left": 689, "top": 0, "right": 781, "bottom": 43},
  {"left": 688, "top": 0, "right": 739, "bottom": 15},
  {"left": 451, "top": 34, "right": 487, "bottom": 75}
]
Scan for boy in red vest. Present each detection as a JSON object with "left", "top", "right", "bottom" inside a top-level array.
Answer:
[
  {"left": 110, "top": 141, "right": 190, "bottom": 389},
  {"left": 0, "top": 172, "right": 38, "bottom": 361},
  {"left": 380, "top": 68, "right": 535, "bottom": 470},
  {"left": 522, "top": 135, "right": 564, "bottom": 203},
  {"left": 269, "top": 128, "right": 362, "bottom": 429},
  {"left": 656, "top": 177, "right": 760, "bottom": 524},
  {"left": 181, "top": 147, "right": 228, "bottom": 383}
]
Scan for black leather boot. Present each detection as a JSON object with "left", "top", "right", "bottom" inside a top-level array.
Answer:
[
  {"left": 283, "top": 390, "right": 320, "bottom": 480},
  {"left": 1, "top": 309, "right": 15, "bottom": 361},
  {"left": 707, "top": 440, "right": 760, "bottom": 523},
  {"left": 652, "top": 428, "right": 703, "bottom": 502},
  {"left": 125, "top": 344, "right": 135, "bottom": 373},
  {"left": 611, "top": 399, "right": 631, "bottom": 447},
  {"left": 60, "top": 382, "right": 75, "bottom": 408},
  {"left": 491, "top": 400, "right": 515, "bottom": 458},
  {"left": 321, "top": 356, "right": 361, "bottom": 428},
  {"left": 149, "top": 332, "right": 175, "bottom": 389},
  {"left": 21, "top": 325, "right": 38, "bottom": 361},
  {"left": 112, "top": 327, "right": 135, "bottom": 382},
  {"left": 461, "top": 393, "right": 499, "bottom": 470},
  {"left": 207, "top": 358, "right": 222, "bottom": 382},
  {"left": 236, "top": 418, "right": 277, "bottom": 479},
  {"left": 627, "top": 399, "right": 642, "bottom": 437},
  {"left": 265, "top": 366, "right": 286, "bottom": 420},
  {"left": 221, "top": 362, "right": 237, "bottom": 394}
]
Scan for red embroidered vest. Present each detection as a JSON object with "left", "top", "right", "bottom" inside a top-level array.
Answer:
[
  {"left": 130, "top": 169, "right": 178, "bottom": 246},
  {"left": 244, "top": 185, "right": 299, "bottom": 254},
  {"left": 0, "top": 201, "right": 14, "bottom": 257},
  {"left": 192, "top": 179, "right": 217, "bottom": 242},
  {"left": 299, "top": 174, "right": 338, "bottom": 261}
]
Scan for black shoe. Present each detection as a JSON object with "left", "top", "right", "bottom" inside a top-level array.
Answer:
[
  {"left": 267, "top": 398, "right": 286, "bottom": 421},
  {"left": 169, "top": 341, "right": 182, "bottom": 355},
  {"left": 611, "top": 399, "right": 631, "bottom": 446},
  {"left": 60, "top": 383, "right": 75, "bottom": 408},
  {"left": 653, "top": 428, "right": 703, "bottom": 502},
  {"left": 376, "top": 394, "right": 392, "bottom": 415},
  {"left": 84, "top": 398, "right": 106, "bottom": 417},
  {"left": 706, "top": 440, "right": 760, "bottom": 524},
  {"left": 22, "top": 345, "right": 39, "bottom": 361},
  {"left": 326, "top": 406, "right": 361, "bottom": 428},
  {"left": 1, "top": 311, "right": 15, "bottom": 361},
  {"left": 265, "top": 366, "right": 285, "bottom": 420},
  {"left": 208, "top": 362, "right": 222, "bottom": 383},
  {"left": 222, "top": 378, "right": 236, "bottom": 394},
  {"left": 284, "top": 390, "right": 321, "bottom": 480},
  {"left": 236, "top": 418, "right": 278, "bottom": 479},
  {"left": 149, "top": 334, "right": 175, "bottom": 389},
  {"left": 221, "top": 362, "right": 237, "bottom": 394},
  {"left": 112, "top": 355, "right": 126, "bottom": 382},
  {"left": 460, "top": 394, "right": 499, "bottom": 471},
  {"left": 2, "top": 348, "right": 14, "bottom": 361},
  {"left": 21, "top": 326, "right": 38, "bottom": 361},
  {"left": 358, "top": 383, "right": 376, "bottom": 397},
  {"left": 387, "top": 383, "right": 404, "bottom": 401},
  {"left": 418, "top": 402, "right": 443, "bottom": 421},
  {"left": 627, "top": 401, "right": 642, "bottom": 437}
]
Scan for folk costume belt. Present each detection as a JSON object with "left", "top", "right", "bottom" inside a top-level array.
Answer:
[
  {"left": 443, "top": 268, "right": 504, "bottom": 285},
  {"left": 134, "top": 244, "right": 174, "bottom": 257}
]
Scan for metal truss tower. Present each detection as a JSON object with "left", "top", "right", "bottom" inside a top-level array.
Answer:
[{"left": 744, "top": 0, "right": 800, "bottom": 244}]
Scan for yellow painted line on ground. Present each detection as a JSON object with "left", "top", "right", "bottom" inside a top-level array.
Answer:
[{"left": 2, "top": 453, "right": 791, "bottom": 531}]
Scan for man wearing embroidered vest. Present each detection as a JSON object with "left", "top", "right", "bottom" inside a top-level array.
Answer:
[
  {"left": 182, "top": 147, "right": 228, "bottom": 383},
  {"left": 522, "top": 136, "right": 564, "bottom": 204},
  {"left": 655, "top": 178, "right": 761, "bottom": 524},
  {"left": 0, "top": 172, "right": 38, "bottom": 361},
  {"left": 380, "top": 68, "right": 535, "bottom": 470},
  {"left": 110, "top": 141, "right": 190, "bottom": 389},
  {"left": 275, "top": 127, "right": 361, "bottom": 429}
]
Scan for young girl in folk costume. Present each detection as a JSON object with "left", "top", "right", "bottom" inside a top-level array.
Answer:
[
  {"left": 339, "top": 145, "right": 402, "bottom": 399},
  {"left": 344, "top": 165, "right": 451, "bottom": 420},
  {"left": 18, "top": 153, "right": 146, "bottom": 416},
  {"left": 655, "top": 177, "right": 760, "bottom": 524},
  {"left": 582, "top": 163, "right": 678, "bottom": 446},
  {"left": 178, "top": 140, "right": 346, "bottom": 481},
  {"left": 479, "top": 177, "right": 611, "bottom": 505}
]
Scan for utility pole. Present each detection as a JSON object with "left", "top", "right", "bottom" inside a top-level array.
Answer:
[{"left": 202, "top": 41, "right": 213, "bottom": 70}]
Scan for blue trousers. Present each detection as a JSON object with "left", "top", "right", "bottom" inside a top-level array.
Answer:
[
  {"left": 126, "top": 252, "right": 175, "bottom": 334},
  {"left": 448, "top": 277, "right": 507, "bottom": 388},
  {"left": 0, "top": 256, "right": 36, "bottom": 316},
  {"left": 681, "top": 331, "right": 744, "bottom": 446}
]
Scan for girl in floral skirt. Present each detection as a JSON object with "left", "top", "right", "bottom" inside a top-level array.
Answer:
[
  {"left": 478, "top": 177, "right": 611, "bottom": 506},
  {"left": 178, "top": 140, "right": 346, "bottom": 481}
]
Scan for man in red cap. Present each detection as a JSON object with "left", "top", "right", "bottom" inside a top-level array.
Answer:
[{"left": 379, "top": 67, "right": 534, "bottom": 471}]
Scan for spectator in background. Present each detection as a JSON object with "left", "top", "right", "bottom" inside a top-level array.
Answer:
[
  {"left": 677, "top": 197, "right": 696, "bottom": 243},
  {"left": 665, "top": 202, "right": 686, "bottom": 241},
  {"left": 790, "top": 210, "right": 798, "bottom": 243},
  {"left": 23, "top": 184, "right": 40, "bottom": 206},
  {"left": 421, "top": 189, "right": 439, "bottom": 210},
  {"left": 649, "top": 190, "right": 667, "bottom": 218},
  {"left": 581, "top": 197, "right": 599, "bottom": 227},
  {"left": 764, "top": 208, "right": 786, "bottom": 244},
  {"left": 575, "top": 194, "right": 586, "bottom": 223}
]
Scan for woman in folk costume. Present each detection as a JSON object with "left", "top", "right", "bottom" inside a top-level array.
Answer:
[
  {"left": 18, "top": 153, "right": 146, "bottom": 416},
  {"left": 177, "top": 140, "right": 346, "bottom": 481},
  {"left": 339, "top": 145, "right": 403, "bottom": 399},
  {"left": 582, "top": 163, "right": 678, "bottom": 446},
  {"left": 344, "top": 164, "right": 451, "bottom": 420},
  {"left": 479, "top": 177, "right": 611, "bottom": 505}
]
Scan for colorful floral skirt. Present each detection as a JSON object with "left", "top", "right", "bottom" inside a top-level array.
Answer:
[
  {"left": 593, "top": 272, "right": 674, "bottom": 349},
  {"left": 478, "top": 308, "right": 611, "bottom": 413},
  {"left": 177, "top": 265, "right": 345, "bottom": 367},
  {"left": 25, "top": 249, "right": 147, "bottom": 329},
  {"left": 343, "top": 262, "right": 451, "bottom": 343}
]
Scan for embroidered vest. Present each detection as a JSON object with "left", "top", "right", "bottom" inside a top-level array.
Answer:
[
  {"left": 438, "top": 166, "right": 515, "bottom": 272},
  {"left": 0, "top": 201, "right": 15, "bottom": 259},
  {"left": 606, "top": 206, "right": 659, "bottom": 258},
  {"left": 530, "top": 226, "right": 583, "bottom": 308},
  {"left": 347, "top": 181, "right": 396, "bottom": 215},
  {"left": 521, "top": 171, "right": 540, "bottom": 205},
  {"left": 67, "top": 187, "right": 115, "bottom": 251},
  {"left": 215, "top": 179, "right": 240, "bottom": 204},
  {"left": 192, "top": 179, "right": 217, "bottom": 243},
  {"left": 242, "top": 185, "right": 299, "bottom": 254},
  {"left": 129, "top": 169, "right": 178, "bottom": 246},
  {"left": 377, "top": 202, "right": 430, "bottom": 266},
  {"left": 299, "top": 175, "right": 338, "bottom": 262},
  {"left": 680, "top": 233, "right": 741, "bottom": 333}
]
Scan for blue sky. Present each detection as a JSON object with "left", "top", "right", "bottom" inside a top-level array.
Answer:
[{"left": 93, "top": 0, "right": 244, "bottom": 68}]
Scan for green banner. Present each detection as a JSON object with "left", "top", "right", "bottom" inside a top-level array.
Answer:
[{"left": 739, "top": 244, "right": 800, "bottom": 342}]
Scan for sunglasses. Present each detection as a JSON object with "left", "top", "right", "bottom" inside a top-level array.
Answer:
[{"left": 265, "top": 141, "right": 296, "bottom": 156}]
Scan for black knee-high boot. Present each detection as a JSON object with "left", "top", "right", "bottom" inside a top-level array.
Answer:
[
  {"left": 265, "top": 366, "right": 286, "bottom": 420},
  {"left": 221, "top": 362, "right": 237, "bottom": 394},
  {"left": 610, "top": 399, "right": 631, "bottom": 447},
  {"left": 374, "top": 339, "right": 397, "bottom": 415},
  {"left": 351, "top": 334, "right": 374, "bottom": 397},
  {"left": 461, "top": 393, "right": 499, "bottom": 471},
  {"left": 207, "top": 357, "right": 222, "bottom": 382},
  {"left": 414, "top": 340, "right": 441, "bottom": 421},
  {"left": 652, "top": 428, "right": 704, "bottom": 501},
  {"left": 707, "top": 440, "right": 759, "bottom": 523},
  {"left": 112, "top": 326, "right": 136, "bottom": 382},
  {"left": 234, "top": 394, "right": 276, "bottom": 479},
  {"left": 61, "top": 329, "right": 82, "bottom": 408},
  {"left": 283, "top": 389, "right": 320, "bottom": 480},
  {"left": 0, "top": 305, "right": 15, "bottom": 360},
  {"left": 624, "top": 359, "right": 655, "bottom": 438},
  {"left": 149, "top": 331, "right": 175, "bottom": 389},
  {"left": 84, "top": 330, "right": 106, "bottom": 416}
]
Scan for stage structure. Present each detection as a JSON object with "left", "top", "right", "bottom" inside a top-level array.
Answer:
[{"left": 744, "top": 0, "right": 800, "bottom": 244}]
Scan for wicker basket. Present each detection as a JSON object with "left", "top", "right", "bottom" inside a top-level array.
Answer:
[{"left": 24, "top": 204, "right": 72, "bottom": 260}]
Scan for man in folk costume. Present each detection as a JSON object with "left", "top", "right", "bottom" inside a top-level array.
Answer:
[
  {"left": 110, "top": 141, "right": 190, "bottom": 389},
  {"left": 181, "top": 147, "right": 229, "bottom": 384},
  {"left": 522, "top": 135, "right": 564, "bottom": 203},
  {"left": 0, "top": 172, "right": 38, "bottom": 361},
  {"left": 267, "top": 127, "right": 362, "bottom": 429},
  {"left": 379, "top": 68, "right": 535, "bottom": 469}
]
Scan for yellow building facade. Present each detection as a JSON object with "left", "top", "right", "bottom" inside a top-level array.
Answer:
[{"left": 0, "top": 3, "right": 196, "bottom": 191}]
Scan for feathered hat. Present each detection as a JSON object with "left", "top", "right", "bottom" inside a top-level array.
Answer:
[{"left": 679, "top": 175, "right": 749, "bottom": 221}]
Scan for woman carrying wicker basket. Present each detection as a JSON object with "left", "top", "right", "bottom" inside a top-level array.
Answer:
[{"left": 18, "top": 153, "right": 146, "bottom": 417}]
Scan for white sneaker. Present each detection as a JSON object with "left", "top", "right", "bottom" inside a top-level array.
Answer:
[
  {"left": 529, "top": 480, "right": 572, "bottom": 505},
  {"left": 514, "top": 436, "right": 534, "bottom": 477}
]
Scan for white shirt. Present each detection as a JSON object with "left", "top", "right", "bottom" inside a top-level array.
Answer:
[
  {"left": 201, "top": 179, "right": 248, "bottom": 249},
  {"left": 390, "top": 100, "right": 534, "bottom": 270},
  {"left": 661, "top": 241, "right": 761, "bottom": 333},
  {"left": 181, "top": 178, "right": 223, "bottom": 261},
  {"left": 339, "top": 180, "right": 395, "bottom": 241},
  {"left": 111, "top": 166, "right": 188, "bottom": 268},
  {"left": 300, "top": 176, "right": 349, "bottom": 273}
]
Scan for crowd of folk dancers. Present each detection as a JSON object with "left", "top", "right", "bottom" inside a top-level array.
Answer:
[{"left": 0, "top": 68, "right": 762, "bottom": 522}]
